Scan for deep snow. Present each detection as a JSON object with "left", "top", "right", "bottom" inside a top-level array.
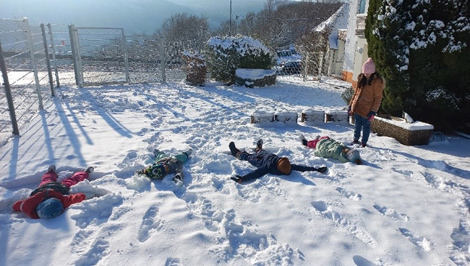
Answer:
[{"left": 1, "top": 76, "right": 469, "bottom": 265}]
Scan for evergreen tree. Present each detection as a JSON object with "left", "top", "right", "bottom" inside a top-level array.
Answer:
[{"left": 366, "top": 0, "right": 470, "bottom": 132}]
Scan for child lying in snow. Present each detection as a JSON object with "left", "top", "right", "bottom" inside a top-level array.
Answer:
[
  {"left": 229, "top": 139, "right": 327, "bottom": 183},
  {"left": 13, "top": 165, "right": 95, "bottom": 219},
  {"left": 136, "top": 149, "right": 192, "bottom": 183},
  {"left": 300, "top": 135, "right": 362, "bottom": 165}
]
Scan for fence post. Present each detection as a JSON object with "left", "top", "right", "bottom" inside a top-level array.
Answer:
[
  {"left": 0, "top": 39, "right": 20, "bottom": 136},
  {"left": 23, "top": 18, "right": 44, "bottom": 110},
  {"left": 40, "top": 23, "right": 55, "bottom": 97},
  {"left": 47, "top": 23, "right": 60, "bottom": 88},
  {"left": 68, "top": 24, "right": 83, "bottom": 87},
  {"left": 303, "top": 52, "right": 308, "bottom": 82},
  {"left": 121, "top": 29, "right": 130, "bottom": 83},
  {"left": 160, "top": 36, "right": 166, "bottom": 83},
  {"left": 318, "top": 51, "right": 324, "bottom": 80}
]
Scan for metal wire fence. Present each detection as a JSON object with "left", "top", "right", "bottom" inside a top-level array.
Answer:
[
  {"left": 0, "top": 18, "right": 204, "bottom": 145},
  {"left": 0, "top": 18, "right": 55, "bottom": 144}
]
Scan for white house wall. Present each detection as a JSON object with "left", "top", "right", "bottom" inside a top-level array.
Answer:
[
  {"left": 342, "top": 0, "right": 359, "bottom": 82},
  {"left": 343, "top": 0, "right": 370, "bottom": 85}
]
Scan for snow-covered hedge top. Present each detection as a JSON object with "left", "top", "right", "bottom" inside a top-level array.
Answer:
[
  {"left": 235, "top": 69, "right": 275, "bottom": 79},
  {"left": 375, "top": 116, "right": 434, "bottom": 131},
  {"left": 207, "top": 35, "right": 271, "bottom": 57}
]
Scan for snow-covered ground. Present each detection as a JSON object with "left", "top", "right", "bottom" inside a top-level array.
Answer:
[{"left": 1, "top": 76, "right": 469, "bottom": 265}]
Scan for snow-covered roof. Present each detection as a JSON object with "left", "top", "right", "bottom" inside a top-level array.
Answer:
[{"left": 314, "top": 3, "right": 350, "bottom": 49}]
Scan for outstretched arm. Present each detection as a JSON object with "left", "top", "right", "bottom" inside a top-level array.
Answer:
[
  {"left": 235, "top": 168, "right": 270, "bottom": 182},
  {"left": 291, "top": 164, "right": 327, "bottom": 173}
]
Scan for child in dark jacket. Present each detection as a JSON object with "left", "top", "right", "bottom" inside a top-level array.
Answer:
[
  {"left": 229, "top": 140, "right": 327, "bottom": 183},
  {"left": 12, "top": 165, "right": 94, "bottom": 219}
]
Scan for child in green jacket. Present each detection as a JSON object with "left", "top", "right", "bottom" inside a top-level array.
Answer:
[
  {"left": 300, "top": 135, "right": 362, "bottom": 165},
  {"left": 136, "top": 149, "right": 192, "bottom": 182}
]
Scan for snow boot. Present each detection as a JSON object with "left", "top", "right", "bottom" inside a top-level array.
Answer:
[
  {"left": 229, "top": 142, "right": 240, "bottom": 157},
  {"left": 85, "top": 166, "right": 94, "bottom": 174},
  {"left": 173, "top": 172, "right": 184, "bottom": 182},
  {"left": 184, "top": 149, "right": 193, "bottom": 158},
  {"left": 299, "top": 134, "right": 308, "bottom": 146},
  {"left": 48, "top": 165, "right": 56, "bottom": 173},
  {"left": 255, "top": 139, "right": 263, "bottom": 152}
]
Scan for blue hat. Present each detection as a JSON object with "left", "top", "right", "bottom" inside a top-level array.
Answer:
[
  {"left": 346, "top": 149, "right": 362, "bottom": 164},
  {"left": 36, "top": 198, "right": 64, "bottom": 219}
]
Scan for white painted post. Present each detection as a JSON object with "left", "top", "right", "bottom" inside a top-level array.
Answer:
[
  {"left": 40, "top": 23, "right": 55, "bottom": 97},
  {"left": 23, "top": 18, "right": 44, "bottom": 109},
  {"left": 69, "top": 24, "right": 80, "bottom": 87},
  {"left": 303, "top": 52, "right": 308, "bottom": 82},
  {"left": 121, "top": 29, "right": 130, "bottom": 83},
  {"left": 160, "top": 36, "right": 166, "bottom": 83},
  {"left": 318, "top": 51, "right": 324, "bottom": 80},
  {"left": 47, "top": 23, "right": 60, "bottom": 87}
]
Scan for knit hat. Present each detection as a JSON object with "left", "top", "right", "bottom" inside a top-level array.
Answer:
[
  {"left": 346, "top": 149, "right": 362, "bottom": 165},
  {"left": 36, "top": 198, "right": 64, "bottom": 219},
  {"left": 277, "top": 157, "right": 292, "bottom": 175},
  {"left": 362, "top": 58, "right": 376, "bottom": 74},
  {"left": 144, "top": 163, "right": 167, "bottom": 180}
]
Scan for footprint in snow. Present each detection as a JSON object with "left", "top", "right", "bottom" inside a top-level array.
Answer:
[
  {"left": 311, "top": 200, "right": 377, "bottom": 247},
  {"left": 373, "top": 204, "right": 409, "bottom": 222},
  {"left": 392, "top": 168, "right": 414, "bottom": 180},
  {"left": 165, "top": 257, "right": 182, "bottom": 266},
  {"left": 336, "top": 187, "right": 362, "bottom": 201},
  {"left": 73, "top": 224, "right": 121, "bottom": 266},
  {"left": 137, "top": 205, "right": 163, "bottom": 242},
  {"left": 398, "top": 227, "right": 433, "bottom": 251}
]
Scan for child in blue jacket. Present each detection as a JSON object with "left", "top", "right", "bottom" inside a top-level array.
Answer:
[{"left": 229, "top": 140, "right": 327, "bottom": 183}]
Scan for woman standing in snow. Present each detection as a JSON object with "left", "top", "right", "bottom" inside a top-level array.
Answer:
[{"left": 348, "top": 58, "right": 385, "bottom": 147}]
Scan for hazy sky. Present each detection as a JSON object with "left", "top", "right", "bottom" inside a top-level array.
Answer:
[{"left": 0, "top": 0, "right": 268, "bottom": 34}]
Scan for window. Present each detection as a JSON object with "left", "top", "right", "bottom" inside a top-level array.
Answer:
[{"left": 358, "top": 0, "right": 366, "bottom": 14}]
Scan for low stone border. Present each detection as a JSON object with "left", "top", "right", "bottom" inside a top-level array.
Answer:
[
  {"left": 251, "top": 111, "right": 298, "bottom": 124},
  {"left": 300, "top": 110, "right": 325, "bottom": 123},
  {"left": 325, "top": 110, "right": 349, "bottom": 124}
]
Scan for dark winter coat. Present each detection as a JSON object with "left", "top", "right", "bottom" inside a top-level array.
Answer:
[
  {"left": 12, "top": 189, "right": 86, "bottom": 219},
  {"left": 238, "top": 150, "right": 319, "bottom": 181},
  {"left": 349, "top": 74, "right": 384, "bottom": 118}
]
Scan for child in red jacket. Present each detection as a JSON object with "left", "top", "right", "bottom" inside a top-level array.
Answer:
[{"left": 12, "top": 165, "right": 94, "bottom": 219}]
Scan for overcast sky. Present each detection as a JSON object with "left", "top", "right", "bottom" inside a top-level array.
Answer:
[{"left": 0, "top": 0, "right": 268, "bottom": 34}]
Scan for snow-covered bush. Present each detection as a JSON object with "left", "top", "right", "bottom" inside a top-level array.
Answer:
[
  {"left": 205, "top": 35, "right": 274, "bottom": 84},
  {"left": 182, "top": 51, "right": 206, "bottom": 86}
]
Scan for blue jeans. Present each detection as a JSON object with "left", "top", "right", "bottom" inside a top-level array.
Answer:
[{"left": 354, "top": 114, "right": 371, "bottom": 144}]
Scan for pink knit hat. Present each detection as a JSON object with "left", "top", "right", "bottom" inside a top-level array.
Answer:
[{"left": 362, "top": 58, "right": 376, "bottom": 74}]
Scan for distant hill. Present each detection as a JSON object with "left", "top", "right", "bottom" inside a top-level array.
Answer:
[{"left": 0, "top": 0, "right": 265, "bottom": 34}]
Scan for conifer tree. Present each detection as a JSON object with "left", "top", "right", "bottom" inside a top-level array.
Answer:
[{"left": 366, "top": 0, "right": 470, "bottom": 131}]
